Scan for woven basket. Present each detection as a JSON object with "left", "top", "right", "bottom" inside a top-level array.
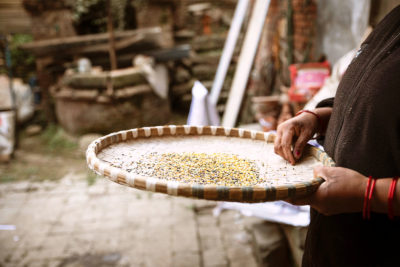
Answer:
[{"left": 86, "top": 125, "right": 335, "bottom": 202}]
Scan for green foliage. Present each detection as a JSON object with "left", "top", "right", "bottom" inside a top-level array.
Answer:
[
  {"left": 40, "top": 124, "right": 78, "bottom": 152},
  {"left": 0, "top": 165, "right": 40, "bottom": 183},
  {"left": 2, "top": 34, "right": 36, "bottom": 81},
  {"left": 9, "top": 34, "right": 35, "bottom": 65},
  {"left": 86, "top": 170, "right": 98, "bottom": 186}
]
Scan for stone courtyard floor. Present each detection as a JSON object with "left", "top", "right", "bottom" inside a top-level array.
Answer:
[
  {"left": 0, "top": 173, "right": 264, "bottom": 267},
  {"left": 0, "top": 172, "right": 307, "bottom": 267}
]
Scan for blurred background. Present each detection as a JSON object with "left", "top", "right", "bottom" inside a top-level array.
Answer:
[{"left": 0, "top": 0, "right": 398, "bottom": 266}]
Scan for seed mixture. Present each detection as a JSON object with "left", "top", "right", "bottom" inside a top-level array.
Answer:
[{"left": 133, "top": 152, "right": 260, "bottom": 186}]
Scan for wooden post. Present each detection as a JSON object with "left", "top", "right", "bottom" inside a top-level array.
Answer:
[
  {"left": 107, "top": 0, "right": 118, "bottom": 70},
  {"left": 222, "top": 0, "right": 271, "bottom": 127},
  {"left": 209, "top": 0, "right": 249, "bottom": 107}
]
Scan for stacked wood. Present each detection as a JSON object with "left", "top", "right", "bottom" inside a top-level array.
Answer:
[
  {"left": 165, "top": 0, "right": 241, "bottom": 113},
  {"left": 170, "top": 32, "right": 239, "bottom": 112},
  {"left": 52, "top": 66, "right": 154, "bottom": 101},
  {"left": 61, "top": 67, "right": 147, "bottom": 89},
  {"left": 51, "top": 84, "right": 154, "bottom": 101},
  {"left": 20, "top": 27, "right": 172, "bottom": 57},
  {"left": 0, "top": 0, "right": 31, "bottom": 34}
]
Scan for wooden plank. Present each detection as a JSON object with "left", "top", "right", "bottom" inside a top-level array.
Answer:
[
  {"left": 106, "top": 0, "right": 117, "bottom": 70},
  {"left": 19, "top": 27, "right": 166, "bottom": 56},
  {"left": 89, "top": 45, "right": 190, "bottom": 66},
  {"left": 70, "top": 34, "right": 145, "bottom": 54},
  {"left": 62, "top": 67, "right": 147, "bottom": 89},
  {"left": 209, "top": 0, "right": 249, "bottom": 106},
  {"left": 222, "top": 0, "right": 271, "bottom": 127}
]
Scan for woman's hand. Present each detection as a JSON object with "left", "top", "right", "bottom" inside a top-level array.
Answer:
[
  {"left": 289, "top": 166, "right": 367, "bottom": 216},
  {"left": 274, "top": 112, "right": 318, "bottom": 165}
]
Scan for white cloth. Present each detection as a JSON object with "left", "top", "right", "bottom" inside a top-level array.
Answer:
[
  {"left": 214, "top": 201, "right": 310, "bottom": 227},
  {"left": 133, "top": 55, "right": 169, "bottom": 99},
  {"left": 0, "top": 111, "right": 15, "bottom": 157},
  {"left": 187, "top": 81, "right": 220, "bottom": 126}
]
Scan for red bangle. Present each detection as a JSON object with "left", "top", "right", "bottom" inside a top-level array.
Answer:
[
  {"left": 367, "top": 177, "right": 377, "bottom": 220},
  {"left": 388, "top": 176, "right": 398, "bottom": 220},
  {"left": 295, "top": 110, "right": 322, "bottom": 130},
  {"left": 363, "top": 176, "right": 373, "bottom": 220}
]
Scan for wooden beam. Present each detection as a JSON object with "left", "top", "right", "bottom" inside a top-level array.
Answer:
[
  {"left": 209, "top": 0, "right": 249, "bottom": 106},
  {"left": 19, "top": 27, "right": 166, "bottom": 56},
  {"left": 107, "top": 0, "right": 117, "bottom": 70},
  {"left": 222, "top": 0, "right": 271, "bottom": 127},
  {"left": 61, "top": 67, "right": 147, "bottom": 89}
]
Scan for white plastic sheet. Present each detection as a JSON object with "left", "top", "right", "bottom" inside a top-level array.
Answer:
[
  {"left": 0, "top": 111, "right": 15, "bottom": 159},
  {"left": 187, "top": 81, "right": 220, "bottom": 126},
  {"left": 214, "top": 201, "right": 310, "bottom": 227}
]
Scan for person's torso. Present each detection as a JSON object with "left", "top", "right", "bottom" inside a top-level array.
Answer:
[{"left": 323, "top": 12, "right": 400, "bottom": 178}]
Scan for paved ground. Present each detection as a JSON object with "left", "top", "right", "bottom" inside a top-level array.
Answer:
[
  {"left": 0, "top": 172, "right": 271, "bottom": 267},
  {"left": 0, "top": 176, "right": 308, "bottom": 267}
]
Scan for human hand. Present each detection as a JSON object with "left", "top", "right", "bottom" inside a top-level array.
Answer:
[
  {"left": 289, "top": 166, "right": 367, "bottom": 216},
  {"left": 274, "top": 112, "right": 318, "bottom": 165}
]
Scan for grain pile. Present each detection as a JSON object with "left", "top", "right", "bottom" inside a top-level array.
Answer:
[{"left": 134, "top": 152, "right": 260, "bottom": 186}]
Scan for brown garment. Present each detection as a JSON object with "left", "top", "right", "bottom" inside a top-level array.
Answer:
[{"left": 303, "top": 5, "right": 400, "bottom": 267}]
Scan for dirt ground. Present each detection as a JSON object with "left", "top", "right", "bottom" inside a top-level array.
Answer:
[{"left": 0, "top": 125, "right": 88, "bottom": 184}]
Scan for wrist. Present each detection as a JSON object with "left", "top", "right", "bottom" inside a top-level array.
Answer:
[
  {"left": 370, "top": 177, "right": 400, "bottom": 217},
  {"left": 370, "top": 178, "right": 389, "bottom": 214},
  {"left": 363, "top": 176, "right": 377, "bottom": 219},
  {"left": 312, "top": 107, "right": 332, "bottom": 135},
  {"left": 295, "top": 110, "right": 320, "bottom": 134}
]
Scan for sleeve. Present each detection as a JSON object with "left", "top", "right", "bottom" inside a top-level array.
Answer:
[{"left": 316, "top": 97, "right": 334, "bottom": 108}]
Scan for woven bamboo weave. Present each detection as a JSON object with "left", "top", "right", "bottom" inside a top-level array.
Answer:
[{"left": 86, "top": 125, "right": 335, "bottom": 202}]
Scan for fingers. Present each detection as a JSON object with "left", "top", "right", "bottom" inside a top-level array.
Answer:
[
  {"left": 274, "top": 127, "right": 286, "bottom": 160},
  {"left": 293, "top": 130, "right": 311, "bottom": 160},
  {"left": 274, "top": 117, "right": 315, "bottom": 165},
  {"left": 274, "top": 125, "right": 296, "bottom": 165},
  {"left": 281, "top": 129, "right": 296, "bottom": 165}
]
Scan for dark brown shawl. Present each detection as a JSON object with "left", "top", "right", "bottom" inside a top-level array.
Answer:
[{"left": 303, "top": 5, "right": 400, "bottom": 267}]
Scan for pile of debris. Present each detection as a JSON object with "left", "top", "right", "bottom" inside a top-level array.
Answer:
[{"left": 171, "top": 33, "right": 239, "bottom": 113}]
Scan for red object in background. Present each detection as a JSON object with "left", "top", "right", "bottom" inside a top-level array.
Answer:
[
  {"left": 202, "top": 14, "right": 212, "bottom": 35},
  {"left": 288, "top": 61, "right": 330, "bottom": 102}
]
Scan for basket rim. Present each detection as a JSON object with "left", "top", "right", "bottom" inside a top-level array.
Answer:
[{"left": 86, "top": 125, "right": 335, "bottom": 202}]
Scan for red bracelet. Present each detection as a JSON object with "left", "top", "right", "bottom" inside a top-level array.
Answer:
[
  {"left": 363, "top": 176, "right": 373, "bottom": 220},
  {"left": 388, "top": 176, "right": 398, "bottom": 220},
  {"left": 367, "top": 177, "right": 377, "bottom": 220},
  {"left": 295, "top": 110, "right": 322, "bottom": 130}
]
